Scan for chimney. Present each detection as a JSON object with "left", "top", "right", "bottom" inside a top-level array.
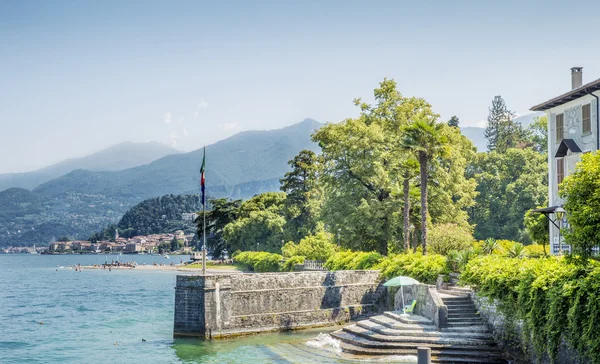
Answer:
[{"left": 571, "top": 67, "right": 583, "bottom": 89}]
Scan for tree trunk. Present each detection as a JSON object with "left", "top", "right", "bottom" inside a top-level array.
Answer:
[
  {"left": 403, "top": 176, "right": 410, "bottom": 252},
  {"left": 419, "top": 151, "right": 428, "bottom": 255}
]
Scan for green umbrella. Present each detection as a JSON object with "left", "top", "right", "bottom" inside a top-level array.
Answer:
[{"left": 383, "top": 276, "right": 419, "bottom": 314}]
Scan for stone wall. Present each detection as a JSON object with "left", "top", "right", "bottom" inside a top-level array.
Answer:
[
  {"left": 174, "top": 270, "right": 386, "bottom": 338},
  {"left": 472, "top": 292, "right": 590, "bottom": 364},
  {"left": 394, "top": 283, "right": 447, "bottom": 328}
]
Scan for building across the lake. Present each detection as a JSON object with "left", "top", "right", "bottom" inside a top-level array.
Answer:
[{"left": 531, "top": 67, "right": 599, "bottom": 254}]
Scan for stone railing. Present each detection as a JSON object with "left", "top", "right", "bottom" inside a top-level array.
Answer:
[{"left": 395, "top": 283, "right": 448, "bottom": 328}]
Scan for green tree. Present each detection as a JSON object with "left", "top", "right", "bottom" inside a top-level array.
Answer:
[
  {"left": 526, "top": 115, "right": 548, "bottom": 154},
  {"left": 170, "top": 236, "right": 183, "bottom": 251},
  {"left": 222, "top": 192, "right": 287, "bottom": 252},
  {"left": 58, "top": 236, "right": 71, "bottom": 242},
  {"left": 484, "top": 96, "right": 527, "bottom": 153},
  {"left": 468, "top": 148, "right": 548, "bottom": 242},
  {"left": 448, "top": 115, "right": 459, "bottom": 128},
  {"left": 199, "top": 198, "right": 242, "bottom": 258},
  {"left": 401, "top": 118, "right": 449, "bottom": 254},
  {"left": 560, "top": 152, "right": 600, "bottom": 262},
  {"left": 280, "top": 150, "right": 321, "bottom": 241},
  {"left": 524, "top": 207, "right": 549, "bottom": 255}
]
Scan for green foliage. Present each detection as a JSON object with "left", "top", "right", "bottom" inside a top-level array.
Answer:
[
  {"left": 233, "top": 251, "right": 283, "bottom": 272},
  {"left": 447, "top": 115, "right": 459, "bottom": 128},
  {"left": 324, "top": 251, "right": 384, "bottom": 271},
  {"left": 523, "top": 244, "right": 546, "bottom": 257},
  {"left": 482, "top": 238, "right": 498, "bottom": 255},
  {"left": 505, "top": 242, "right": 525, "bottom": 258},
  {"left": 560, "top": 152, "right": 600, "bottom": 262},
  {"left": 281, "top": 231, "right": 339, "bottom": 261},
  {"left": 376, "top": 252, "right": 448, "bottom": 284},
  {"left": 461, "top": 256, "right": 600, "bottom": 362},
  {"left": 280, "top": 150, "right": 322, "bottom": 241},
  {"left": 468, "top": 148, "right": 548, "bottom": 242},
  {"left": 313, "top": 79, "right": 476, "bottom": 255},
  {"left": 526, "top": 116, "right": 548, "bottom": 154},
  {"left": 282, "top": 255, "right": 305, "bottom": 272},
  {"left": 201, "top": 198, "right": 242, "bottom": 257},
  {"left": 222, "top": 192, "right": 287, "bottom": 253},
  {"left": 524, "top": 206, "right": 550, "bottom": 252},
  {"left": 428, "top": 223, "right": 475, "bottom": 256},
  {"left": 484, "top": 96, "right": 528, "bottom": 153}
]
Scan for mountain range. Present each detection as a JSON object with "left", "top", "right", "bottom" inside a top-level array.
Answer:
[
  {"left": 0, "top": 141, "right": 179, "bottom": 192},
  {"left": 0, "top": 119, "right": 323, "bottom": 246}
]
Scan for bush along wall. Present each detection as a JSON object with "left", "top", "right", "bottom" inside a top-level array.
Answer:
[{"left": 461, "top": 255, "right": 600, "bottom": 363}]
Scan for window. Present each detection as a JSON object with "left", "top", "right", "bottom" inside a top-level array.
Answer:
[
  {"left": 582, "top": 104, "right": 591, "bottom": 133},
  {"left": 557, "top": 158, "right": 564, "bottom": 185},
  {"left": 556, "top": 113, "right": 564, "bottom": 142}
]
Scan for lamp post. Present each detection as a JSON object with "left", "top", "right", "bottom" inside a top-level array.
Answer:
[{"left": 555, "top": 207, "right": 566, "bottom": 254}]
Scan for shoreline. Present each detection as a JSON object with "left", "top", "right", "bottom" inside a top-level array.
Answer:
[{"left": 81, "top": 264, "right": 241, "bottom": 273}]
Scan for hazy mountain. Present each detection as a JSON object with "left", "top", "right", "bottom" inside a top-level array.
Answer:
[
  {"left": 0, "top": 119, "right": 323, "bottom": 246},
  {"left": 460, "top": 112, "right": 544, "bottom": 152},
  {"left": 0, "top": 141, "right": 179, "bottom": 192}
]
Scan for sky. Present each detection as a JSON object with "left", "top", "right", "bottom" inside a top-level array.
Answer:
[{"left": 2, "top": 0, "right": 600, "bottom": 173}]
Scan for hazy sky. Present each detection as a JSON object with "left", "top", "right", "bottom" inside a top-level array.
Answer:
[{"left": 2, "top": 0, "right": 600, "bottom": 173}]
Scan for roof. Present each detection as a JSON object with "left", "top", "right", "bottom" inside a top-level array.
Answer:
[
  {"left": 555, "top": 139, "right": 583, "bottom": 157},
  {"left": 530, "top": 78, "right": 600, "bottom": 111}
]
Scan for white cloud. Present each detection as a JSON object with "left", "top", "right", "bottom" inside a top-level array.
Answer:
[
  {"left": 218, "top": 122, "right": 240, "bottom": 131},
  {"left": 170, "top": 131, "right": 178, "bottom": 146},
  {"left": 193, "top": 111, "right": 199, "bottom": 119},
  {"left": 198, "top": 100, "right": 208, "bottom": 109},
  {"left": 164, "top": 112, "right": 172, "bottom": 124},
  {"left": 183, "top": 129, "right": 189, "bottom": 136}
]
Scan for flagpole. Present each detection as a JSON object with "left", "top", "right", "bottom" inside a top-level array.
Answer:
[{"left": 202, "top": 146, "right": 206, "bottom": 276}]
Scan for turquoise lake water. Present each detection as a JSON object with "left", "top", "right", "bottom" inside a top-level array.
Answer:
[{"left": 0, "top": 255, "right": 415, "bottom": 364}]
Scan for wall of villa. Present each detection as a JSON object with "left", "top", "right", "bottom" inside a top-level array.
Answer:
[{"left": 173, "top": 270, "right": 387, "bottom": 338}]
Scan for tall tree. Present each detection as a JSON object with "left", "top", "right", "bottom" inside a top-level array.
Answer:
[
  {"left": 401, "top": 158, "right": 419, "bottom": 251},
  {"left": 448, "top": 115, "right": 460, "bottom": 128},
  {"left": 401, "top": 119, "right": 449, "bottom": 255},
  {"left": 280, "top": 150, "right": 321, "bottom": 241},
  {"left": 484, "top": 96, "right": 527, "bottom": 153}
]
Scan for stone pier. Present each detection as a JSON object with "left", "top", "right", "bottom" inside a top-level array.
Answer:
[{"left": 173, "top": 270, "right": 386, "bottom": 338}]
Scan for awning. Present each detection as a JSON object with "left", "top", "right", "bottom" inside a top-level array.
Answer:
[
  {"left": 555, "top": 139, "right": 582, "bottom": 158},
  {"left": 531, "top": 206, "right": 562, "bottom": 214}
]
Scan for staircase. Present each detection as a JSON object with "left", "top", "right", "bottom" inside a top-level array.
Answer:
[{"left": 330, "top": 288, "right": 508, "bottom": 363}]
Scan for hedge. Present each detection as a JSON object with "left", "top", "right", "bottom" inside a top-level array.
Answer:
[
  {"left": 233, "top": 251, "right": 283, "bottom": 272},
  {"left": 461, "top": 255, "right": 600, "bottom": 363}
]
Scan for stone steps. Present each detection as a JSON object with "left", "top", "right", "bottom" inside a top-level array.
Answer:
[
  {"left": 370, "top": 315, "right": 440, "bottom": 331},
  {"left": 383, "top": 311, "right": 436, "bottom": 325},
  {"left": 341, "top": 325, "right": 497, "bottom": 347},
  {"left": 333, "top": 332, "right": 508, "bottom": 363},
  {"left": 355, "top": 320, "right": 494, "bottom": 340}
]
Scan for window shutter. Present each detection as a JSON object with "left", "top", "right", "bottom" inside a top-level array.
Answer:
[
  {"left": 556, "top": 114, "right": 564, "bottom": 142},
  {"left": 582, "top": 104, "right": 591, "bottom": 133},
  {"left": 557, "top": 158, "right": 564, "bottom": 184}
]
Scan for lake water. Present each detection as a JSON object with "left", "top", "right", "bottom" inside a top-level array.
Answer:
[{"left": 0, "top": 255, "right": 415, "bottom": 364}]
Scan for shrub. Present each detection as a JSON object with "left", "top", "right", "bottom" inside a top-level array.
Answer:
[
  {"left": 233, "top": 251, "right": 283, "bottom": 272},
  {"left": 324, "top": 251, "right": 383, "bottom": 271},
  {"left": 482, "top": 238, "right": 498, "bottom": 255},
  {"left": 282, "top": 255, "right": 305, "bottom": 272},
  {"left": 524, "top": 244, "right": 546, "bottom": 257},
  {"left": 460, "top": 256, "right": 600, "bottom": 362},
  {"left": 376, "top": 252, "right": 448, "bottom": 284},
  {"left": 428, "top": 223, "right": 475, "bottom": 256},
  {"left": 281, "top": 231, "right": 339, "bottom": 261},
  {"left": 506, "top": 242, "right": 525, "bottom": 258}
]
